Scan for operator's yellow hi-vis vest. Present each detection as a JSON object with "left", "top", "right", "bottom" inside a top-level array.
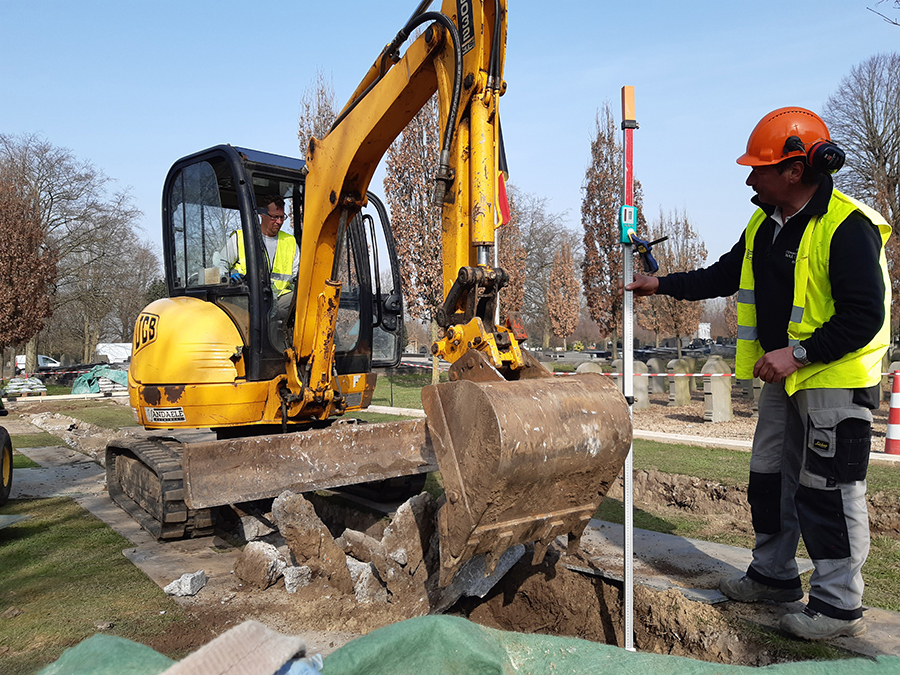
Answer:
[
  {"left": 735, "top": 190, "right": 891, "bottom": 396},
  {"left": 232, "top": 230, "right": 297, "bottom": 296}
]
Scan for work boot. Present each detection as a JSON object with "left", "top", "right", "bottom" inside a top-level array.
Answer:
[
  {"left": 719, "top": 574, "right": 803, "bottom": 603},
  {"left": 780, "top": 607, "right": 866, "bottom": 640}
]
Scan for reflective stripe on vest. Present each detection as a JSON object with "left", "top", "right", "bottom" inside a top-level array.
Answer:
[
  {"left": 735, "top": 189, "right": 891, "bottom": 395},
  {"left": 233, "top": 229, "right": 297, "bottom": 296}
]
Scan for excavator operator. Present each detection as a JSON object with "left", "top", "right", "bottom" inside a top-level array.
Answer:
[{"left": 219, "top": 195, "right": 301, "bottom": 346}]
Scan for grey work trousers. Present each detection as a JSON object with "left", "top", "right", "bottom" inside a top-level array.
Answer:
[{"left": 746, "top": 382, "right": 872, "bottom": 620}]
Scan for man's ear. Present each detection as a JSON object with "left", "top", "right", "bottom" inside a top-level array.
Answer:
[{"left": 787, "top": 160, "right": 806, "bottom": 185}]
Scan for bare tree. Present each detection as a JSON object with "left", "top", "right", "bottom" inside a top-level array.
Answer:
[
  {"left": 497, "top": 184, "right": 527, "bottom": 324},
  {"left": 724, "top": 294, "right": 738, "bottom": 339},
  {"left": 106, "top": 237, "right": 162, "bottom": 342},
  {"left": 298, "top": 68, "right": 337, "bottom": 157},
  {"left": 635, "top": 213, "right": 673, "bottom": 347},
  {"left": 823, "top": 53, "right": 900, "bottom": 337},
  {"left": 383, "top": 95, "right": 443, "bottom": 382},
  {"left": 546, "top": 241, "right": 580, "bottom": 350},
  {"left": 0, "top": 165, "right": 56, "bottom": 354},
  {"left": 0, "top": 133, "right": 140, "bottom": 366},
  {"left": 649, "top": 209, "right": 707, "bottom": 357},
  {"left": 868, "top": 1, "right": 900, "bottom": 25},
  {"left": 513, "top": 188, "right": 577, "bottom": 347}
]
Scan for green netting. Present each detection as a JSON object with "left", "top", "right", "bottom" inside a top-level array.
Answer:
[
  {"left": 71, "top": 365, "right": 128, "bottom": 395},
  {"left": 37, "top": 634, "right": 174, "bottom": 675},
  {"left": 322, "top": 615, "right": 900, "bottom": 675}
]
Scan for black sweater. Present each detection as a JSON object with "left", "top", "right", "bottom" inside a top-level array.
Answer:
[{"left": 656, "top": 176, "right": 885, "bottom": 365}]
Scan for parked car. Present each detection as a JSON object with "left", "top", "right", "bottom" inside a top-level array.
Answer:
[{"left": 14, "top": 354, "right": 61, "bottom": 374}]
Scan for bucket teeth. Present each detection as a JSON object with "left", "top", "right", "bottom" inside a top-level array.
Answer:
[
  {"left": 485, "top": 532, "right": 513, "bottom": 576},
  {"left": 531, "top": 542, "right": 550, "bottom": 566}
]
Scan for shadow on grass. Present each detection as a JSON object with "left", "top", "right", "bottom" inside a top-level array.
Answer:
[{"left": 594, "top": 496, "right": 680, "bottom": 534}]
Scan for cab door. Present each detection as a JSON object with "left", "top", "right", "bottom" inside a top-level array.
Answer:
[{"left": 331, "top": 193, "right": 402, "bottom": 375}]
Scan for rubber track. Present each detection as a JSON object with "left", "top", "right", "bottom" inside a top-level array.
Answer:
[{"left": 106, "top": 436, "right": 214, "bottom": 540}]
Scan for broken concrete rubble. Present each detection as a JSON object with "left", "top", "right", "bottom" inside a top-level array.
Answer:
[
  {"left": 233, "top": 490, "right": 517, "bottom": 615},
  {"left": 234, "top": 541, "right": 287, "bottom": 590},
  {"left": 228, "top": 503, "right": 277, "bottom": 541},
  {"left": 346, "top": 557, "right": 388, "bottom": 604},
  {"left": 283, "top": 565, "right": 313, "bottom": 593},
  {"left": 164, "top": 570, "right": 208, "bottom": 597},
  {"left": 335, "top": 528, "right": 384, "bottom": 565},
  {"left": 271, "top": 491, "right": 354, "bottom": 594}
]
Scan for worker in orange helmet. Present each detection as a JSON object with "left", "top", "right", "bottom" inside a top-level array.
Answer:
[{"left": 626, "top": 107, "right": 891, "bottom": 640}]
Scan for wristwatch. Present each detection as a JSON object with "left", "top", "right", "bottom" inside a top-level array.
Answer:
[{"left": 792, "top": 344, "right": 811, "bottom": 366}]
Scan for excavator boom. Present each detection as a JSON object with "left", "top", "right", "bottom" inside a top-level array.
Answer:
[{"left": 108, "top": 0, "right": 633, "bottom": 589}]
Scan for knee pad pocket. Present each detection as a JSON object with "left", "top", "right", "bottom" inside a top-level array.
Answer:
[
  {"left": 806, "top": 410, "right": 870, "bottom": 484},
  {"left": 749, "top": 471, "right": 782, "bottom": 534}
]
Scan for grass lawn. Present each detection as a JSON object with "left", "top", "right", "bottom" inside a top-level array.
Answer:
[
  {"left": 42, "top": 400, "right": 139, "bottom": 430},
  {"left": 370, "top": 370, "right": 447, "bottom": 409},
  {"left": 0, "top": 498, "right": 188, "bottom": 675},
  {"left": 12, "top": 452, "right": 40, "bottom": 469}
]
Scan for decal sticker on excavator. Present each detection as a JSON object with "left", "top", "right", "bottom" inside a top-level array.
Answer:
[
  {"left": 457, "top": 0, "right": 474, "bottom": 55},
  {"left": 145, "top": 407, "right": 186, "bottom": 423},
  {"left": 134, "top": 312, "right": 159, "bottom": 354}
]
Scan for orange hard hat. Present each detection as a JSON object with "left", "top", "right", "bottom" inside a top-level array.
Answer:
[{"left": 736, "top": 107, "right": 831, "bottom": 167}]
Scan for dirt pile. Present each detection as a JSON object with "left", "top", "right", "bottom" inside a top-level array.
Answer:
[{"left": 219, "top": 487, "right": 804, "bottom": 667}]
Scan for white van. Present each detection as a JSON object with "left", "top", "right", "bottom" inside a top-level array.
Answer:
[{"left": 15, "top": 355, "right": 61, "bottom": 372}]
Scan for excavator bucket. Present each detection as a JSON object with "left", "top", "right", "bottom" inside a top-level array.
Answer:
[{"left": 421, "top": 372, "right": 632, "bottom": 586}]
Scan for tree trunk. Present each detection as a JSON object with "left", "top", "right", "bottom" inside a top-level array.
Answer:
[
  {"left": 25, "top": 337, "right": 38, "bottom": 374},
  {"left": 83, "top": 315, "right": 91, "bottom": 363}
]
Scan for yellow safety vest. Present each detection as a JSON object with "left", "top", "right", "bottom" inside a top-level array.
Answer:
[
  {"left": 735, "top": 190, "right": 891, "bottom": 396},
  {"left": 233, "top": 230, "right": 297, "bottom": 296}
]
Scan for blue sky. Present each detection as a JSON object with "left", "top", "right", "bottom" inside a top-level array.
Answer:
[{"left": 1, "top": 1, "right": 897, "bottom": 262}]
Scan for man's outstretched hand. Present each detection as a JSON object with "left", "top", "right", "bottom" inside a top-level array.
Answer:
[{"left": 621, "top": 274, "right": 659, "bottom": 297}]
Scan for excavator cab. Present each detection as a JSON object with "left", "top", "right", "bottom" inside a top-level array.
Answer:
[
  {"left": 132, "top": 145, "right": 403, "bottom": 431},
  {"left": 162, "top": 145, "right": 402, "bottom": 380}
]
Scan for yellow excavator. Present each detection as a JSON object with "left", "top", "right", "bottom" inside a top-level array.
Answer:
[{"left": 106, "top": 0, "right": 632, "bottom": 586}]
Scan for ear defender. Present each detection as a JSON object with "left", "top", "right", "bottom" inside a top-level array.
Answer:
[
  {"left": 807, "top": 140, "right": 845, "bottom": 174},
  {"left": 782, "top": 135, "right": 845, "bottom": 174}
]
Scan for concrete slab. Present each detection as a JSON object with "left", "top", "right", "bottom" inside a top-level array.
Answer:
[
  {"left": 580, "top": 519, "right": 814, "bottom": 595},
  {"left": 123, "top": 537, "right": 240, "bottom": 601},
  {"left": 1, "top": 417, "right": 47, "bottom": 435},
  {"left": 0, "top": 514, "right": 30, "bottom": 530},
  {"left": 10, "top": 457, "right": 106, "bottom": 500}
]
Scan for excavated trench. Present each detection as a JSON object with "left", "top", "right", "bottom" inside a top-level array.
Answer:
[{"left": 216, "top": 465, "right": 899, "bottom": 667}]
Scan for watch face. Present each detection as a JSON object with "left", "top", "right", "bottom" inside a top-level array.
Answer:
[{"left": 793, "top": 345, "right": 807, "bottom": 362}]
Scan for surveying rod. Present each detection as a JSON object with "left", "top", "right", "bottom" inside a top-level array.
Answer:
[{"left": 619, "top": 84, "right": 638, "bottom": 653}]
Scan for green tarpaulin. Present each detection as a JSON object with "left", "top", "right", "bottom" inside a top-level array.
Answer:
[
  {"left": 71, "top": 365, "right": 128, "bottom": 395},
  {"left": 322, "top": 615, "right": 900, "bottom": 675}
]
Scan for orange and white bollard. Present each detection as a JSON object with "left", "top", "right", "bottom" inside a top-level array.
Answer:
[{"left": 886, "top": 371, "right": 900, "bottom": 456}]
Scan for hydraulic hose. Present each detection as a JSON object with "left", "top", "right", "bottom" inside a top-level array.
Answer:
[{"left": 329, "top": 12, "right": 462, "bottom": 165}]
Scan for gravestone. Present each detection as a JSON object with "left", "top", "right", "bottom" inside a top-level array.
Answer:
[
  {"left": 702, "top": 356, "right": 732, "bottom": 423},
  {"left": 646, "top": 357, "right": 667, "bottom": 394},
  {"left": 667, "top": 358, "right": 690, "bottom": 406},
  {"left": 606, "top": 359, "right": 649, "bottom": 410}
]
